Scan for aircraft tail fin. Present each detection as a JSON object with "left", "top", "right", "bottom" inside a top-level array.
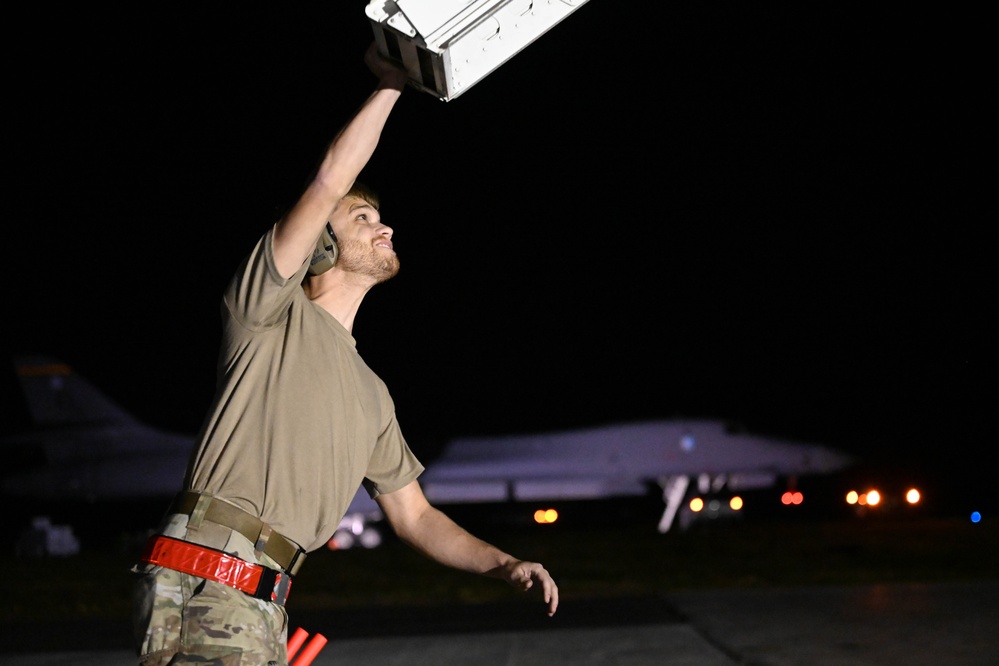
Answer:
[{"left": 10, "top": 355, "right": 138, "bottom": 428}]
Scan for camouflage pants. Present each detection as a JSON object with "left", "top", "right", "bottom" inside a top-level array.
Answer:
[{"left": 132, "top": 565, "right": 289, "bottom": 666}]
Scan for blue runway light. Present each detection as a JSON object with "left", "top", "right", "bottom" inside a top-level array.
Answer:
[{"left": 970, "top": 511, "right": 982, "bottom": 524}]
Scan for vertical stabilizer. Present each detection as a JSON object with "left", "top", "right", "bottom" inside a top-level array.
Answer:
[{"left": 12, "top": 356, "right": 137, "bottom": 428}]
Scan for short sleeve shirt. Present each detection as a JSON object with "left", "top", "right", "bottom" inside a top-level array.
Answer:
[{"left": 185, "top": 225, "right": 424, "bottom": 552}]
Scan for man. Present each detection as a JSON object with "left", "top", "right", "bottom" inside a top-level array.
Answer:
[{"left": 132, "top": 43, "right": 558, "bottom": 665}]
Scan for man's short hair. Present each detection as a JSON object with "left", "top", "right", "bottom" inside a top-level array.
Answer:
[{"left": 347, "top": 181, "right": 380, "bottom": 210}]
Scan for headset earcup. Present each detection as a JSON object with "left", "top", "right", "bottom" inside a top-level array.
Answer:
[{"left": 307, "top": 224, "right": 339, "bottom": 275}]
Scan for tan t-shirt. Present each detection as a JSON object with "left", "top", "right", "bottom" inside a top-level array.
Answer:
[{"left": 185, "top": 225, "right": 424, "bottom": 552}]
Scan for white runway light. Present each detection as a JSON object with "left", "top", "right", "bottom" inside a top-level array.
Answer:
[{"left": 365, "top": 0, "right": 593, "bottom": 101}]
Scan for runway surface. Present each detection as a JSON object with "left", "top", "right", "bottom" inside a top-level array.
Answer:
[{"left": 3, "top": 579, "right": 997, "bottom": 665}]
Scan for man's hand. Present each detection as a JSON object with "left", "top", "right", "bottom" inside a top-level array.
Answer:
[
  {"left": 364, "top": 42, "right": 408, "bottom": 90},
  {"left": 378, "top": 482, "right": 560, "bottom": 617},
  {"left": 492, "top": 559, "right": 560, "bottom": 617}
]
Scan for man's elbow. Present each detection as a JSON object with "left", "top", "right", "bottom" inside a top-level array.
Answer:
[{"left": 377, "top": 487, "right": 433, "bottom": 542}]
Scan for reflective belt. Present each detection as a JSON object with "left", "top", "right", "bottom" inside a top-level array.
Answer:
[
  {"left": 169, "top": 491, "right": 307, "bottom": 576},
  {"left": 140, "top": 535, "right": 293, "bottom": 606}
]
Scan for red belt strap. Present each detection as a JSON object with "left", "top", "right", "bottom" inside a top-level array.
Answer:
[{"left": 140, "top": 535, "right": 293, "bottom": 605}]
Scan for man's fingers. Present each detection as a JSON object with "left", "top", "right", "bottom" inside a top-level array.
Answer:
[
  {"left": 526, "top": 563, "right": 558, "bottom": 616},
  {"left": 545, "top": 579, "right": 559, "bottom": 616},
  {"left": 506, "top": 561, "right": 558, "bottom": 614}
]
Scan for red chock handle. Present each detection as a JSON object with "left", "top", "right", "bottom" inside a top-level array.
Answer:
[
  {"left": 287, "top": 627, "right": 309, "bottom": 661},
  {"left": 291, "top": 633, "right": 328, "bottom": 666}
]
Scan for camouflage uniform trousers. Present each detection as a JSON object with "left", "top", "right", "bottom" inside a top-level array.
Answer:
[{"left": 132, "top": 564, "right": 289, "bottom": 666}]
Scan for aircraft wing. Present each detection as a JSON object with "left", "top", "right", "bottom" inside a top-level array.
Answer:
[
  {"left": 417, "top": 419, "right": 855, "bottom": 533},
  {"left": 2, "top": 356, "right": 856, "bottom": 551},
  {"left": 328, "top": 419, "right": 856, "bottom": 548}
]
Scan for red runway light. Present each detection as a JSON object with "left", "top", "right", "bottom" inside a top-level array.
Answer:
[{"left": 781, "top": 491, "right": 803, "bottom": 505}]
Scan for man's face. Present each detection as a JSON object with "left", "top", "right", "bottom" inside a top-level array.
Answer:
[{"left": 330, "top": 196, "right": 399, "bottom": 282}]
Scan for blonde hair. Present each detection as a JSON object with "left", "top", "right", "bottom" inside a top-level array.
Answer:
[{"left": 346, "top": 181, "right": 380, "bottom": 210}]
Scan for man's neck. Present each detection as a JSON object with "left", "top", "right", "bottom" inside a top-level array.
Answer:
[{"left": 303, "top": 273, "right": 373, "bottom": 333}]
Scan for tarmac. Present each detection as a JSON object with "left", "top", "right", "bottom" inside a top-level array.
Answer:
[{"left": 2, "top": 579, "right": 997, "bottom": 665}]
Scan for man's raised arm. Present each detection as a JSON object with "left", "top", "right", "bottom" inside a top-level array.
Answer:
[{"left": 272, "top": 42, "right": 408, "bottom": 279}]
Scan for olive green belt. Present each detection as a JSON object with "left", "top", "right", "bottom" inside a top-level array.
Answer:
[{"left": 169, "top": 491, "right": 307, "bottom": 576}]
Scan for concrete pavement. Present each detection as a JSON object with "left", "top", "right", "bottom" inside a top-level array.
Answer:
[{"left": 3, "top": 579, "right": 997, "bottom": 665}]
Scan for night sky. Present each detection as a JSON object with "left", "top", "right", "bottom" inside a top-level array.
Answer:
[{"left": 6, "top": 5, "right": 990, "bottom": 507}]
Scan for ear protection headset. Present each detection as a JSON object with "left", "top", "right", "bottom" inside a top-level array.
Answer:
[{"left": 307, "top": 222, "right": 339, "bottom": 275}]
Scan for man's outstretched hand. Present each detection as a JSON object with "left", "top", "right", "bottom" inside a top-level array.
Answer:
[
  {"left": 364, "top": 41, "right": 408, "bottom": 90},
  {"left": 494, "top": 559, "right": 559, "bottom": 617}
]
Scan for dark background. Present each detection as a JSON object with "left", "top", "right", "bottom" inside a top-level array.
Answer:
[{"left": 5, "top": 5, "right": 991, "bottom": 514}]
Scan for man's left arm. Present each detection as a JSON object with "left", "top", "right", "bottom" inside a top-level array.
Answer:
[{"left": 375, "top": 480, "right": 559, "bottom": 617}]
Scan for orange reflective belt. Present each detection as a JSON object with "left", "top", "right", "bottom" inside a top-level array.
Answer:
[{"left": 140, "top": 535, "right": 292, "bottom": 605}]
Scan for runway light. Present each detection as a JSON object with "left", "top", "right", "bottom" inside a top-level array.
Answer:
[
  {"left": 782, "top": 491, "right": 804, "bottom": 505},
  {"left": 971, "top": 511, "right": 982, "bottom": 524},
  {"left": 846, "top": 490, "right": 859, "bottom": 505},
  {"left": 856, "top": 490, "right": 880, "bottom": 507},
  {"left": 689, "top": 497, "right": 705, "bottom": 512},
  {"left": 905, "top": 488, "right": 921, "bottom": 505},
  {"left": 533, "top": 509, "right": 558, "bottom": 524},
  {"left": 730, "top": 496, "right": 744, "bottom": 511}
]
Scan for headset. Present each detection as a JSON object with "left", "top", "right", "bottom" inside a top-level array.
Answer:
[{"left": 307, "top": 222, "right": 339, "bottom": 275}]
